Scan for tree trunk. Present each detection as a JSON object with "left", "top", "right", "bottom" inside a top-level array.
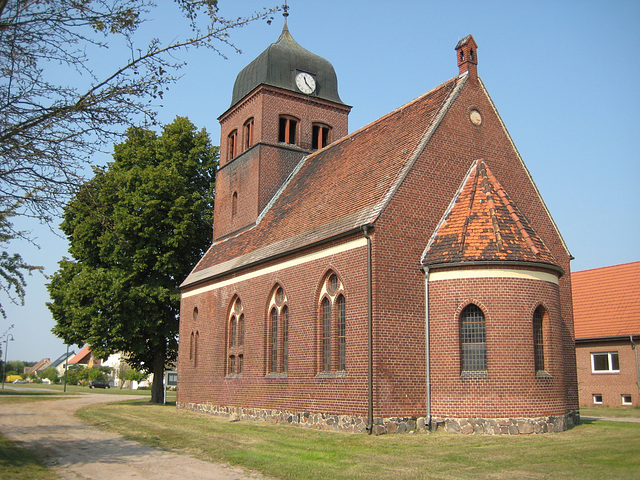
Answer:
[{"left": 150, "top": 345, "right": 166, "bottom": 404}]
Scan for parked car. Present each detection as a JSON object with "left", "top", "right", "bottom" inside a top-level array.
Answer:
[
  {"left": 88, "top": 381, "right": 110, "bottom": 389},
  {"left": 12, "top": 379, "right": 28, "bottom": 384}
]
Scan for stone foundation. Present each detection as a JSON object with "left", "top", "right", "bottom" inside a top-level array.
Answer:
[{"left": 177, "top": 402, "right": 580, "bottom": 435}]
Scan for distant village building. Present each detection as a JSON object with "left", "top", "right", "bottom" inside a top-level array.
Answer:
[
  {"left": 572, "top": 262, "right": 640, "bottom": 407},
  {"left": 24, "top": 358, "right": 51, "bottom": 375},
  {"left": 67, "top": 344, "right": 101, "bottom": 368},
  {"left": 177, "top": 17, "right": 579, "bottom": 434}
]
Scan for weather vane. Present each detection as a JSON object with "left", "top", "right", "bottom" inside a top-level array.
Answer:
[{"left": 283, "top": 1, "right": 289, "bottom": 21}]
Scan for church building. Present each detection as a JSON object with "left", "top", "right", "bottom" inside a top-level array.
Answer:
[{"left": 177, "top": 16, "right": 579, "bottom": 434}]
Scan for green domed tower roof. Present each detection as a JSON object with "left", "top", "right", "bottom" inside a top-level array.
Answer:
[{"left": 230, "top": 23, "right": 345, "bottom": 107}]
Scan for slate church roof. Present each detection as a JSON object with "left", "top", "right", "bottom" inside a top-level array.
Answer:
[
  {"left": 183, "top": 74, "right": 465, "bottom": 288},
  {"left": 230, "top": 23, "right": 344, "bottom": 108},
  {"left": 421, "top": 159, "right": 561, "bottom": 272}
]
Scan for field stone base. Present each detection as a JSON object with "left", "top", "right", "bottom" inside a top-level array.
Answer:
[{"left": 177, "top": 402, "right": 580, "bottom": 435}]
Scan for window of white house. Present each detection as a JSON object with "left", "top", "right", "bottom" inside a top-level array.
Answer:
[
  {"left": 593, "top": 394, "right": 603, "bottom": 404},
  {"left": 591, "top": 352, "right": 620, "bottom": 373},
  {"left": 622, "top": 395, "right": 633, "bottom": 406}
]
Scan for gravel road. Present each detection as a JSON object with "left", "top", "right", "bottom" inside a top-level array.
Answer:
[{"left": 0, "top": 392, "right": 271, "bottom": 480}]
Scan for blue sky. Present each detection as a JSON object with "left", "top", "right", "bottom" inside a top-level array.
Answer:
[{"left": 3, "top": 0, "right": 638, "bottom": 362}]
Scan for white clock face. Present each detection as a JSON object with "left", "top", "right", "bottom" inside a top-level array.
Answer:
[{"left": 295, "top": 72, "right": 316, "bottom": 94}]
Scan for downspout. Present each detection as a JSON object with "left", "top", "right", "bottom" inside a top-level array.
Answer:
[
  {"left": 422, "top": 266, "right": 431, "bottom": 428},
  {"left": 631, "top": 335, "right": 640, "bottom": 403},
  {"left": 362, "top": 225, "right": 374, "bottom": 434}
]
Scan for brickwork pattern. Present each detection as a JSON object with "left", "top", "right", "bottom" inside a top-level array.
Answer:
[
  {"left": 576, "top": 341, "right": 639, "bottom": 407},
  {"left": 179, "top": 49, "right": 579, "bottom": 433}
]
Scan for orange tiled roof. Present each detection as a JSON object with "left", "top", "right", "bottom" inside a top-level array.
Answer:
[
  {"left": 421, "top": 159, "right": 560, "bottom": 271},
  {"left": 68, "top": 344, "right": 92, "bottom": 365},
  {"left": 572, "top": 261, "right": 640, "bottom": 339},
  {"left": 183, "top": 75, "right": 466, "bottom": 286}
]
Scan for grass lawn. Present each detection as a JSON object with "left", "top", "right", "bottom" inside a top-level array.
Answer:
[
  {"left": 0, "top": 434, "right": 58, "bottom": 480},
  {"left": 580, "top": 405, "right": 640, "bottom": 418},
  {"left": 77, "top": 401, "right": 640, "bottom": 480},
  {"left": 0, "top": 383, "right": 154, "bottom": 396}
]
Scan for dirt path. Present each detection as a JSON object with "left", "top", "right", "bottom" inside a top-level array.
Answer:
[{"left": 0, "top": 392, "right": 271, "bottom": 480}]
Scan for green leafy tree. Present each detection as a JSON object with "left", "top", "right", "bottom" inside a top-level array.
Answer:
[
  {"left": 65, "top": 365, "right": 86, "bottom": 386},
  {"left": 40, "top": 367, "right": 59, "bottom": 384},
  {"left": 4, "top": 360, "right": 28, "bottom": 374},
  {"left": 124, "top": 369, "right": 148, "bottom": 384},
  {"left": 48, "top": 117, "right": 217, "bottom": 403},
  {"left": 0, "top": 0, "right": 276, "bottom": 306}
]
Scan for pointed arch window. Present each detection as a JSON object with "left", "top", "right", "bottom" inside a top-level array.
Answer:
[
  {"left": 460, "top": 304, "right": 486, "bottom": 372},
  {"left": 533, "top": 306, "right": 545, "bottom": 373},
  {"left": 227, "top": 296, "right": 244, "bottom": 376},
  {"left": 318, "top": 272, "right": 346, "bottom": 374},
  {"left": 267, "top": 285, "right": 289, "bottom": 375}
]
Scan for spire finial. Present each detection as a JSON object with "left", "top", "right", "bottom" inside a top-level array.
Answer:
[{"left": 283, "top": 1, "right": 289, "bottom": 25}]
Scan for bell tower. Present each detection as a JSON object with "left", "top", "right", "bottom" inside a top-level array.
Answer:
[
  {"left": 213, "top": 9, "right": 351, "bottom": 241},
  {"left": 455, "top": 34, "right": 478, "bottom": 79}
]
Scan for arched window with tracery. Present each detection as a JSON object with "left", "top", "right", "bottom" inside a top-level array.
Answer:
[
  {"left": 227, "top": 296, "right": 244, "bottom": 376},
  {"left": 318, "top": 272, "right": 346, "bottom": 374},
  {"left": 267, "top": 285, "right": 289, "bottom": 375}
]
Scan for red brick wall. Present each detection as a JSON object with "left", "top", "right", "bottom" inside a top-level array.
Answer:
[
  {"left": 214, "top": 86, "right": 350, "bottom": 241},
  {"left": 369, "top": 74, "right": 577, "bottom": 418},
  {"left": 179, "top": 74, "right": 578, "bottom": 427},
  {"left": 178, "top": 235, "right": 372, "bottom": 417},
  {"left": 427, "top": 272, "right": 567, "bottom": 417},
  {"left": 219, "top": 86, "right": 349, "bottom": 162},
  {"left": 576, "top": 340, "right": 639, "bottom": 407}
]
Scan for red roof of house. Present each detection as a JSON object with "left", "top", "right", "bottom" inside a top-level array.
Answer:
[
  {"left": 422, "top": 159, "right": 560, "bottom": 271},
  {"left": 572, "top": 261, "right": 640, "bottom": 339},
  {"left": 183, "top": 74, "right": 466, "bottom": 287},
  {"left": 68, "top": 344, "right": 95, "bottom": 365},
  {"left": 24, "top": 358, "right": 51, "bottom": 373}
]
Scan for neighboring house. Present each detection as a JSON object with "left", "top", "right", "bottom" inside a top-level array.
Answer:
[
  {"left": 178, "top": 20, "right": 579, "bottom": 435},
  {"left": 67, "top": 345, "right": 102, "bottom": 368},
  {"left": 51, "top": 351, "right": 76, "bottom": 377},
  {"left": 572, "top": 261, "right": 640, "bottom": 407},
  {"left": 24, "top": 358, "right": 51, "bottom": 375}
]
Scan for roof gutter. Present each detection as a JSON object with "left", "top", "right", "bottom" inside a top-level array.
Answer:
[{"left": 575, "top": 335, "right": 639, "bottom": 344}]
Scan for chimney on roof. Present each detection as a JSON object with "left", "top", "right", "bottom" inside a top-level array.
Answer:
[{"left": 455, "top": 35, "right": 478, "bottom": 79}]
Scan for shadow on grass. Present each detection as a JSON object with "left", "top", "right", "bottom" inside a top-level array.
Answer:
[
  {"left": 0, "top": 435, "right": 52, "bottom": 479},
  {"left": 0, "top": 391, "right": 61, "bottom": 397}
]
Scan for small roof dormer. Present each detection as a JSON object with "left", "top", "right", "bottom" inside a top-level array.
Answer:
[{"left": 455, "top": 34, "right": 478, "bottom": 78}]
